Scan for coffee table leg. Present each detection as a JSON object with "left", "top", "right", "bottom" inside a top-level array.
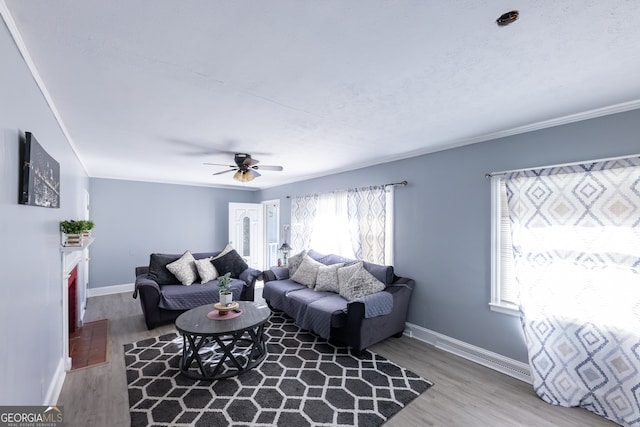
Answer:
[
  {"left": 181, "top": 334, "right": 210, "bottom": 378},
  {"left": 247, "top": 323, "right": 267, "bottom": 361}
]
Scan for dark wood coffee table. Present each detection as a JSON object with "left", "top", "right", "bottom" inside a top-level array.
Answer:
[{"left": 175, "top": 301, "right": 271, "bottom": 380}]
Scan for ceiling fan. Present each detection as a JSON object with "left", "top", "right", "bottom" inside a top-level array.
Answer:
[{"left": 204, "top": 153, "right": 283, "bottom": 182}]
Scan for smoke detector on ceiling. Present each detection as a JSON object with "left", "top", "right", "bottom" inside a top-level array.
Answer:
[{"left": 496, "top": 10, "right": 519, "bottom": 26}]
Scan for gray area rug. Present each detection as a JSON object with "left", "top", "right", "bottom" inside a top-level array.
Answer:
[{"left": 124, "top": 312, "right": 432, "bottom": 426}]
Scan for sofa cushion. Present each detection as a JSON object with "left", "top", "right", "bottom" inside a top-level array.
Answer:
[
  {"left": 158, "top": 278, "right": 245, "bottom": 310},
  {"left": 166, "top": 251, "right": 199, "bottom": 286},
  {"left": 306, "top": 249, "right": 326, "bottom": 261},
  {"left": 337, "top": 262, "right": 363, "bottom": 289},
  {"left": 295, "top": 291, "right": 347, "bottom": 339},
  {"left": 148, "top": 253, "right": 181, "bottom": 285},
  {"left": 363, "top": 262, "right": 394, "bottom": 286},
  {"left": 287, "top": 250, "right": 306, "bottom": 276},
  {"left": 262, "top": 279, "right": 306, "bottom": 312},
  {"left": 340, "top": 264, "right": 385, "bottom": 301},
  {"left": 194, "top": 257, "right": 218, "bottom": 284},
  {"left": 286, "top": 288, "right": 333, "bottom": 325},
  {"left": 314, "top": 263, "right": 344, "bottom": 293},
  {"left": 212, "top": 243, "right": 234, "bottom": 259},
  {"left": 306, "top": 249, "right": 393, "bottom": 285},
  {"left": 212, "top": 249, "right": 248, "bottom": 278},
  {"left": 290, "top": 255, "right": 324, "bottom": 288}
]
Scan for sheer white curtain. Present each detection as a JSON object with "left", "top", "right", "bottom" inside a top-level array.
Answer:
[
  {"left": 505, "top": 157, "right": 640, "bottom": 426},
  {"left": 290, "top": 185, "right": 391, "bottom": 264},
  {"left": 309, "top": 191, "right": 356, "bottom": 258}
]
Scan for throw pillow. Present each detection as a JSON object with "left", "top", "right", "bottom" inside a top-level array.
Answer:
[
  {"left": 166, "top": 251, "right": 198, "bottom": 286},
  {"left": 148, "top": 253, "right": 181, "bottom": 285},
  {"left": 314, "top": 263, "right": 344, "bottom": 293},
  {"left": 337, "top": 261, "right": 363, "bottom": 289},
  {"left": 290, "top": 255, "right": 324, "bottom": 288},
  {"left": 212, "top": 243, "right": 234, "bottom": 260},
  {"left": 211, "top": 249, "right": 249, "bottom": 278},
  {"left": 194, "top": 257, "right": 218, "bottom": 284},
  {"left": 339, "top": 264, "right": 385, "bottom": 301},
  {"left": 287, "top": 250, "right": 307, "bottom": 276}
]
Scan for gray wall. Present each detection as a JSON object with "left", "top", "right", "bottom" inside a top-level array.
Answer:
[
  {"left": 0, "top": 21, "right": 89, "bottom": 404},
  {"left": 258, "top": 109, "right": 640, "bottom": 363},
  {"left": 88, "top": 179, "right": 255, "bottom": 287}
]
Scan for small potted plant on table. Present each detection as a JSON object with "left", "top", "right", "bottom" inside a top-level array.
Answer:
[{"left": 217, "top": 273, "right": 233, "bottom": 306}]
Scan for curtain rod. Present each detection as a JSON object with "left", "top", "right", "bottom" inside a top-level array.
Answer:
[
  {"left": 484, "top": 153, "right": 640, "bottom": 179},
  {"left": 385, "top": 180, "right": 408, "bottom": 188},
  {"left": 286, "top": 180, "right": 407, "bottom": 198}
]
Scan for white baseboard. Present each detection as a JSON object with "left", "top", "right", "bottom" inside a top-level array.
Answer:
[
  {"left": 404, "top": 322, "right": 531, "bottom": 384},
  {"left": 45, "top": 357, "right": 67, "bottom": 405},
  {"left": 87, "top": 283, "right": 134, "bottom": 297}
]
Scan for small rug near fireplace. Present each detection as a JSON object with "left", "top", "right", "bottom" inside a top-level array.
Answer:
[
  {"left": 124, "top": 312, "right": 432, "bottom": 426},
  {"left": 70, "top": 319, "right": 109, "bottom": 371}
]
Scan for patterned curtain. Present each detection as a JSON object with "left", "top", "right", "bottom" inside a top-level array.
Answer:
[
  {"left": 505, "top": 158, "right": 640, "bottom": 426},
  {"left": 290, "top": 185, "right": 390, "bottom": 264},
  {"left": 347, "top": 186, "right": 387, "bottom": 264},
  {"left": 290, "top": 194, "right": 318, "bottom": 253}
]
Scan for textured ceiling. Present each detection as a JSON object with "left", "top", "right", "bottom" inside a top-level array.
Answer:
[{"left": 3, "top": 1, "right": 640, "bottom": 189}]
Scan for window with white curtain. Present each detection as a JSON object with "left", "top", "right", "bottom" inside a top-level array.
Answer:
[
  {"left": 291, "top": 185, "right": 395, "bottom": 265},
  {"left": 490, "top": 156, "right": 640, "bottom": 316},
  {"left": 490, "top": 175, "right": 519, "bottom": 315},
  {"left": 309, "top": 190, "right": 356, "bottom": 259}
]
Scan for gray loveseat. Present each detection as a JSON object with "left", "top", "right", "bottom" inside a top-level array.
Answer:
[
  {"left": 262, "top": 249, "right": 415, "bottom": 354},
  {"left": 134, "top": 249, "right": 261, "bottom": 329}
]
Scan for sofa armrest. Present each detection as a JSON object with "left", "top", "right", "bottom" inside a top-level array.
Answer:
[
  {"left": 263, "top": 267, "right": 289, "bottom": 282},
  {"left": 352, "top": 291, "right": 393, "bottom": 318},
  {"left": 133, "top": 274, "right": 160, "bottom": 299},
  {"left": 135, "top": 266, "right": 149, "bottom": 277},
  {"left": 239, "top": 267, "right": 262, "bottom": 287}
]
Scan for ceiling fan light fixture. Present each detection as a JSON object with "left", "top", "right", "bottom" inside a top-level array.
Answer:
[{"left": 233, "top": 170, "right": 255, "bottom": 182}]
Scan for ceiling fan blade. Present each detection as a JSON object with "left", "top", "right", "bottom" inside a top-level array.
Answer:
[
  {"left": 249, "top": 170, "right": 261, "bottom": 178},
  {"left": 243, "top": 157, "right": 259, "bottom": 166},
  {"left": 253, "top": 165, "right": 283, "bottom": 171},
  {"left": 204, "top": 162, "right": 234, "bottom": 167},
  {"left": 212, "top": 168, "right": 237, "bottom": 176}
]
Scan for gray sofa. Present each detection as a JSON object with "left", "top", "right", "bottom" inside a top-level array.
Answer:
[
  {"left": 262, "top": 249, "right": 415, "bottom": 354},
  {"left": 134, "top": 250, "right": 261, "bottom": 329}
]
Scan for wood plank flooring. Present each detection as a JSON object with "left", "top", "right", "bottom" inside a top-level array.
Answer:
[{"left": 57, "top": 291, "right": 618, "bottom": 426}]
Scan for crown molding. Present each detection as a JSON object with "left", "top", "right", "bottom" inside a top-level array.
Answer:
[{"left": 1, "top": 1, "right": 89, "bottom": 176}]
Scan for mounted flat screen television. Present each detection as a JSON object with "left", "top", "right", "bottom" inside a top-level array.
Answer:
[{"left": 19, "top": 131, "right": 60, "bottom": 208}]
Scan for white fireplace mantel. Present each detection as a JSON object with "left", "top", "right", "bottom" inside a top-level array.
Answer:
[{"left": 60, "top": 237, "right": 94, "bottom": 370}]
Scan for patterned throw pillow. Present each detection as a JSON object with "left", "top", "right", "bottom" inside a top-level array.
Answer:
[
  {"left": 194, "top": 257, "right": 218, "bottom": 284},
  {"left": 314, "top": 263, "right": 344, "bottom": 293},
  {"left": 287, "top": 250, "right": 307, "bottom": 276},
  {"left": 337, "top": 262, "right": 364, "bottom": 289},
  {"left": 290, "top": 255, "right": 324, "bottom": 287},
  {"left": 211, "top": 249, "right": 249, "bottom": 278},
  {"left": 166, "top": 251, "right": 198, "bottom": 286},
  {"left": 339, "top": 264, "right": 385, "bottom": 301}
]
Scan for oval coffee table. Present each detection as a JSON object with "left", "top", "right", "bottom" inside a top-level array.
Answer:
[{"left": 175, "top": 301, "right": 271, "bottom": 380}]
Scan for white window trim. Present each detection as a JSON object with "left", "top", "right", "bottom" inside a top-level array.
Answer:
[{"left": 490, "top": 175, "right": 519, "bottom": 316}]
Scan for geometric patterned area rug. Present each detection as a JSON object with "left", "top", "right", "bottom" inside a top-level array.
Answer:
[{"left": 124, "top": 312, "right": 432, "bottom": 426}]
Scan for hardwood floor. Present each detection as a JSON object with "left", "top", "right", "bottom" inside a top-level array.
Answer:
[{"left": 57, "top": 291, "right": 617, "bottom": 427}]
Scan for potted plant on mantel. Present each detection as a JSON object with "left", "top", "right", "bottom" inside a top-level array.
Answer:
[
  {"left": 60, "top": 220, "right": 94, "bottom": 247},
  {"left": 217, "top": 273, "right": 233, "bottom": 306}
]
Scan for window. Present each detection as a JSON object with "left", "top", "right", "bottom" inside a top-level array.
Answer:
[
  {"left": 490, "top": 156, "right": 640, "bottom": 316},
  {"left": 490, "top": 175, "right": 519, "bottom": 315},
  {"left": 291, "top": 185, "right": 394, "bottom": 264}
]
